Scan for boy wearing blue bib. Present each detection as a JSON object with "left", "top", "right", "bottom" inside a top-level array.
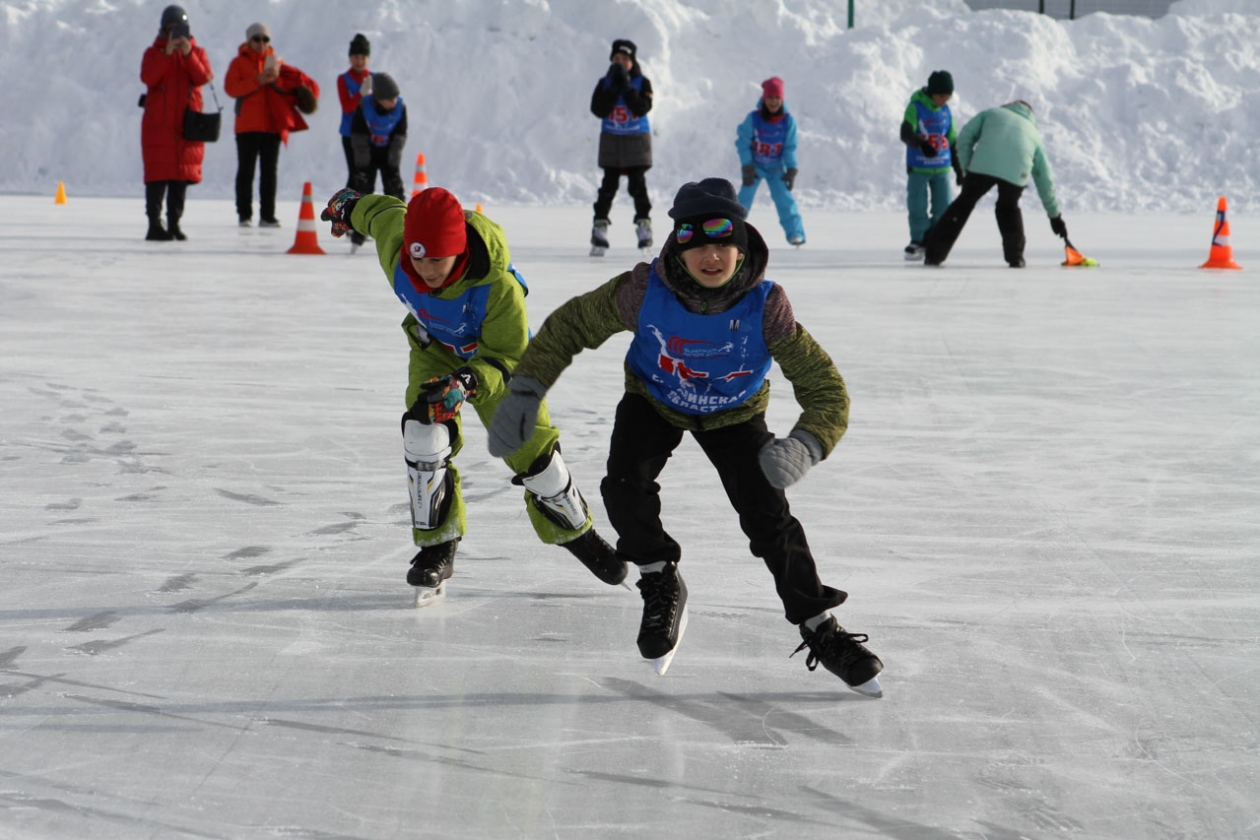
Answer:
[
  {"left": 489, "top": 179, "right": 885, "bottom": 695},
  {"left": 319, "top": 186, "right": 628, "bottom": 604},
  {"left": 589, "top": 39, "right": 655, "bottom": 254},
  {"left": 900, "top": 70, "right": 963, "bottom": 261}
]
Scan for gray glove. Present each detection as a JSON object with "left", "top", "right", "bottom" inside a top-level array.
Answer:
[
  {"left": 741, "top": 164, "right": 756, "bottom": 187},
  {"left": 359, "top": 75, "right": 372, "bottom": 97},
  {"left": 487, "top": 376, "right": 547, "bottom": 458},
  {"left": 758, "top": 430, "right": 823, "bottom": 489},
  {"left": 783, "top": 167, "right": 798, "bottom": 191}
]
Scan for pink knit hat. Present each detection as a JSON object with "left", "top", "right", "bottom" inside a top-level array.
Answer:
[{"left": 761, "top": 77, "right": 785, "bottom": 99}]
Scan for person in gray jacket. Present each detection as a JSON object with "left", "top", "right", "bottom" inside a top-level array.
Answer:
[{"left": 924, "top": 100, "right": 1068, "bottom": 267}]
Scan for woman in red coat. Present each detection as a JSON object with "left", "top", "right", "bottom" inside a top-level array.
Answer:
[{"left": 140, "top": 5, "right": 213, "bottom": 241}]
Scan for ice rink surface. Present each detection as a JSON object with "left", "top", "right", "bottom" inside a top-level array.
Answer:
[{"left": 1, "top": 196, "right": 1257, "bottom": 839}]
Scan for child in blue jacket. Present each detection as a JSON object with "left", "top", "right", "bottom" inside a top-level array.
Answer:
[
  {"left": 736, "top": 77, "right": 804, "bottom": 246},
  {"left": 900, "top": 70, "right": 963, "bottom": 260}
]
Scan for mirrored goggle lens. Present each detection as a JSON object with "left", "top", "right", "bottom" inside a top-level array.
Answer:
[{"left": 677, "top": 218, "right": 734, "bottom": 244}]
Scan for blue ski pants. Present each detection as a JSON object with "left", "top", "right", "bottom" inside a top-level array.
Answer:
[{"left": 738, "top": 164, "right": 805, "bottom": 244}]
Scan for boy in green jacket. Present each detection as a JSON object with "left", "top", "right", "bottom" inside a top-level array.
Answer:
[
  {"left": 924, "top": 100, "right": 1069, "bottom": 267},
  {"left": 487, "top": 178, "right": 884, "bottom": 696},
  {"left": 900, "top": 71, "right": 963, "bottom": 261},
  {"left": 321, "top": 186, "right": 627, "bottom": 604}
]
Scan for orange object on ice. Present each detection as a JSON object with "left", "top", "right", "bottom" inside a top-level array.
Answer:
[
  {"left": 287, "top": 181, "right": 326, "bottom": 255},
  {"left": 1199, "top": 196, "right": 1242, "bottom": 270}
]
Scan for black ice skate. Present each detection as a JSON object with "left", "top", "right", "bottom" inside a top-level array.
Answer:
[
  {"left": 791, "top": 615, "right": 884, "bottom": 698},
  {"left": 561, "top": 529, "right": 630, "bottom": 587},
  {"left": 407, "top": 538, "right": 458, "bottom": 607},
  {"left": 636, "top": 562, "right": 688, "bottom": 675},
  {"left": 590, "top": 219, "right": 610, "bottom": 257}
]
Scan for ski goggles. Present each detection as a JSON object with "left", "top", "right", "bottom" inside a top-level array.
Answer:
[{"left": 675, "top": 218, "right": 735, "bottom": 244}]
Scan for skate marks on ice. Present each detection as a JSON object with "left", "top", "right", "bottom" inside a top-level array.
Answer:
[{"left": 598, "top": 678, "right": 857, "bottom": 748}]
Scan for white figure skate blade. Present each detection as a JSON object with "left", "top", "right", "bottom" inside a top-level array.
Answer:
[
  {"left": 414, "top": 581, "right": 446, "bottom": 608},
  {"left": 589, "top": 246, "right": 607, "bottom": 257},
  {"left": 849, "top": 674, "right": 883, "bottom": 698},
  {"left": 650, "top": 605, "right": 689, "bottom": 676}
]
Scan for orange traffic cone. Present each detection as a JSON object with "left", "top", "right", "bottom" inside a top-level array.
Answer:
[
  {"left": 55, "top": 181, "right": 67, "bottom": 204},
  {"left": 1199, "top": 196, "right": 1242, "bottom": 270},
  {"left": 410, "top": 153, "right": 428, "bottom": 198},
  {"left": 287, "top": 182, "right": 326, "bottom": 255},
  {"left": 475, "top": 203, "right": 483, "bottom": 213}
]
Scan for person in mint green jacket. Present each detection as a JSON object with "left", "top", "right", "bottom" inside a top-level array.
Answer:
[
  {"left": 924, "top": 100, "right": 1069, "bottom": 267},
  {"left": 899, "top": 71, "right": 963, "bottom": 260},
  {"left": 319, "top": 186, "right": 628, "bottom": 603}
]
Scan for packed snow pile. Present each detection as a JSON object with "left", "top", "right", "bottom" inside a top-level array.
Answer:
[{"left": 1, "top": 0, "right": 1256, "bottom": 212}]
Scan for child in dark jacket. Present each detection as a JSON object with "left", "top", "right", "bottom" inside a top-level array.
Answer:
[
  {"left": 336, "top": 34, "right": 372, "bottom": 188},
  {"left": 488, "top": 178, "right": 884, "bottom": 695},
  {"left": 319, "top": 186, "right": 628, "bottom": 605},
  {"left": 589, "top": 39, "right": 654, "bottom": 255},
  {"left": 349, "top": 72, "right": 407, "bottom": 206}
]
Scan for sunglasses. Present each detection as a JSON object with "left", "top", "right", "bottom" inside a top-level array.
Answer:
[
  {"left": 251, "top": 35, "right": 270, "bottom": 43},
  {"left": 676, "top": 218, "right": 734, "bottom": 244}
]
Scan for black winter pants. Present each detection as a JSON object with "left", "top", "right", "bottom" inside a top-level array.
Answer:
[
  {"left": 924, "top": 173, "right": 1026, "bottom": 266},
  {"left": 600, "top": 392, "right": 847, "bottom": 625},
  {"left": 145, "top": 180, "right": 188, "bottom": 223},
  {"left": 235, "top": 131, "right": 282, "bottom": 223},
  {"left": 351, "top": 145, "right": 406, "bottom": 202},
  {"left": 593, "top": 165, "right": 651, "bottom": 223}
]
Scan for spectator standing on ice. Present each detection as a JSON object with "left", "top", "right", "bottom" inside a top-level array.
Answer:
[
  {"left": 589, "top": 39, "right": 654, "bottom": 256},
  {"left": 736, "top": 77, "right": 805, "bottom": 246},
  {"left": 924, "top": 100, "right": 1067, "bottom": 267},
  {"left": 900, "top": 70, "right": 962, "bottom": 261},
  {"left": 337, "top": 34, "right": 373, "bottom": 189},
  {"left": 139, "top": 5, "right": 213, "bottom": 241},
  {"left": 224, "top": 23, "right": 320, "bottom": 228}
]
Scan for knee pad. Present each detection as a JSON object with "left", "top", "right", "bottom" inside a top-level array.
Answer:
[
  {"left": 403, "top": 416, "right": 453, "bottom": 531},
  {"left": 516, "top": 448, "right": 588, "bottom": 531}
]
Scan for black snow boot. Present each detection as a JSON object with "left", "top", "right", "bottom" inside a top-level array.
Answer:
[
  {"left": 145, "top": 218, "right": 172, "bottom": 241},
  {"left": 792, "top": 615, "right": 884, "bottom": 696},
  {"left": 636, "top": 562, "right": 687, "bottom": 660},
  {"left": 407, "top": 539, "right": 459, "bottom": 588},
  {"left": 561, "top": 529, "right": 628, "bottom": 586}
]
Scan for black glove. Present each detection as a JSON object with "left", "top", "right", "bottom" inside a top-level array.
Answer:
[
  {"left": 741, "top": 164, "right": 756, "bottom": 187},
  {"left": 418, "top": 367, "right": 478, "bottom": 424},
  {"left": 608, "top": 63, "right": 628, "bottom": 89},
  {"left": 1050, "top": 215, "right": 1067, "bottom": 239},
  {"left": 321, "top": 188, "right": 362, "bottom": 238},
  {"left": 955, "top": 169, "right": 965, "bottom": 188},
  {"left": 783, "top": 168, "right": 798, "bottom": 192},
  {"left": 918, "top": 139, "right": 938, "bottom": 159}
]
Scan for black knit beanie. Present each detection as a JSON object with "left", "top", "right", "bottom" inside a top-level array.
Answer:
[
  {"left": 927, "top": 70, "right": 954, "bottom": 95},
  {"left": 349, "top": 33, "right": 370, "bottom": 57},
  {"left": 610, "top": 39, "right": 637, "bottom": 62},
  {"left": 371, "top": 73, "right": 400, "bottom": 101}
]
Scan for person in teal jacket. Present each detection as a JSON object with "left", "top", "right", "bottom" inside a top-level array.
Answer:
[
  {"left": 900, "top": 71, "right": 963, "bottom": 260},
  {"left": 924, "top": 100, "right": 1069, "bottom": 267},
  {"left": 318, "top": 186, "right": 628, "bottom": 603}
]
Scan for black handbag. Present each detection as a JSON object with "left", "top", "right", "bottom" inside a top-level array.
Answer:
[{"left": 183, "top": 82, "right": 222, "bottom": 143}]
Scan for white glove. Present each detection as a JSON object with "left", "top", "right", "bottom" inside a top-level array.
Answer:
[
  {"left": 758, "top": 430, "right": 823, "bottom": 489},
  {"left": 360, "top": 75, "right": 372, "bottom": 96}
]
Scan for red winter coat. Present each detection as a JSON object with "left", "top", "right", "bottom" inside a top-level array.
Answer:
[
  {"left": 140, "top": 36, "right": 213, "bottom": 183},
  {"left": 224, "top": 43, "right": 320, "bottom": 145}
]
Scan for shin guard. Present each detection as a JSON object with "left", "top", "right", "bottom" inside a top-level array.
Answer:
[
  {"left": 403, "top": 417, "right": 453, "bottom": 531},
  {"left": 517, "top": 449, "right": 588, "bottom": 531}
]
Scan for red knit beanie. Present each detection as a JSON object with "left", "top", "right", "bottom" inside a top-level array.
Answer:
[
  {"left": 761, "top": 76, "right": 785, "bottom": 100},
  {"left": 404, "top": 188, "right": 466, "bottom": 260}
]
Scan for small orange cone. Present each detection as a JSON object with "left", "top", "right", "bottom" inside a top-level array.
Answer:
[
  {"left": 1200, "top": 196, "right": 1242, "bottom": 270},
  {"left": 475, "top": 203, "right": 483, "bottom": 213},
  {"left": 1062, "top": 237, "right": 1098, "bottom": 267},
  {"left": 287, "top": 182, "right": 326, "bottom": 255},
  {"left": 55, "top": 181, "right": 67, "bottom": 204},
  {"left": 410, "top": 153, "right": 428, "bottom": 198}
]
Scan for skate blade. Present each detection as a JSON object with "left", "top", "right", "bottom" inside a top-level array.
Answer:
[
  {"left": 848, "top": 674, "right": 883, "bottom": 698},
  {"left": 650, "top": 606, "right": 689, "bottom": 676},
  {"left": 589, "top": 246, "right": 607, "bottom": 257},
  {"left": 413, "top": 581, "right": 446, "bottom": 608},
  {"left": 904, "top": 253, "right": 924, "bottom": 262}
]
